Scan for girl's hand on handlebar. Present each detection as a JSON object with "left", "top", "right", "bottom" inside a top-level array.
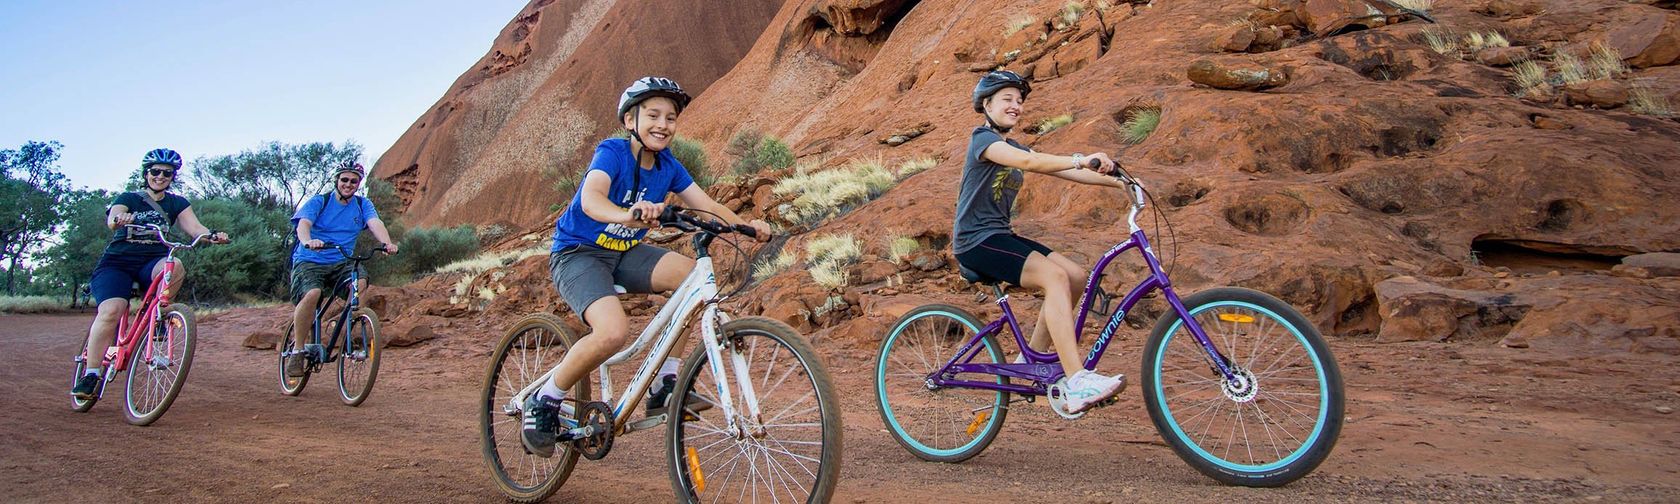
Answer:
[
  {"left": 1087, "top": 152, "right": 1117, "bottom": 174},
  {"left": 747, "top": 219, "right": 772, "bottom": 242}
]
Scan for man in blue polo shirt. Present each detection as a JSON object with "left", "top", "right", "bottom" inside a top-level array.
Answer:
[{"left": 284, "top": 161, "right": 397, "bottom": 378}]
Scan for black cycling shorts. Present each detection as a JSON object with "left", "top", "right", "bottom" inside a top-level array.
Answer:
[{"left": 954, "top": 233, "right": 1054, "bottom": 286}]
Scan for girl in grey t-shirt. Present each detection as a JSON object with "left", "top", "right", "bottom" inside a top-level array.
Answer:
[{"left": 953, "top": 70, "right": 1131, "bottom": 413}]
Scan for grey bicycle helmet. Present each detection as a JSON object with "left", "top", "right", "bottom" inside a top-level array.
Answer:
[
  {"left": 617, "top": 77, "right": 693, "bottom": 118},
  {"left": 971, "top": 70, "right": 1032, "bottom": 113}
]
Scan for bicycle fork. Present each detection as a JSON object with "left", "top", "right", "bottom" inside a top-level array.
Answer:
[{"left": 697, "top": 304, "right": 762, "bottom": 439}]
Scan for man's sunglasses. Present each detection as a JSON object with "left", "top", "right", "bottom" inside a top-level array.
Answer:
[
  {"left": 338, "top": 177, "right": 362, "bottom": 184},
  {"left": 147, "top": 168, "right": 176, "bottom": 178}
]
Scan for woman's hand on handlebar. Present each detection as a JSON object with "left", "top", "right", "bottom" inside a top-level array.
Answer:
[{"left": 209, "top": 231, "right": 231, "bottom": 244}]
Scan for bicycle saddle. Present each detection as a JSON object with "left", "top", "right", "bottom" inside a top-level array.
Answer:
[{"left": 957, "top": 264, "right": 1002, "bottom": 286}]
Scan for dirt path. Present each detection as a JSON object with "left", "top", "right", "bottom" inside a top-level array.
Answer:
[{"left": 3, "top": 312, "right": 1677, "bottom": 502}]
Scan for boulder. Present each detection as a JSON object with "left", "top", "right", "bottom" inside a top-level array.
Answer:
[
  {"left": 385, "top": 315, "right": 445, "bottom": 347},
  {"left": 906, "top": 250, "right": 946, "bottom": 272},
  {"left": 1475, "top": 46, "right": 1530, "bottom": 66},
  {"left": 1564, "top": 80, "right": 1630, "bottom": 109},
  {"left": 1187, "top": 59, "right": 1290, "bottom": 91},
  {"left": 1374, "top": 276, "right": 1530, "bottom": 343},
  {"left": 1605, "top": 12, "right": 1680, "bottom": 68},
  {"left": 1296, "top": 0, "right": 1402, "bottom": 36},
  {"left": 1214, "top": 24, "right": 1257, "bottom": 53},
  {"left": 1622, "top": 252, "right": 1680, "bottom": 277},
  {"left": 243, "top": 330, "right": 281, "bottom": 350}
]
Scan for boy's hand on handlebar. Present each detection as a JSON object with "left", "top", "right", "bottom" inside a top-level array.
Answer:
[{"left": 627, "top": 201, "right": 664, "bottom": 228}]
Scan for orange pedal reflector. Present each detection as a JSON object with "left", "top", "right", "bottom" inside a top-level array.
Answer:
[
  {"left": 686, "top": 446, "right": 705, "bottom": 493},
  {"left": 1217, "top": 313, "right": 1255, "bottom": 323},
  {"left": 965, "top": 411, "right": 990, "bottom": 436}
]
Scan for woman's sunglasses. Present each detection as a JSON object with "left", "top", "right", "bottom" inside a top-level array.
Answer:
[{"left": 147, "top": 168, "right": 176, "bottom": 178}]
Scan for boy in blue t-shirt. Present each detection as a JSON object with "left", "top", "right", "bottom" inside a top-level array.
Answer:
[
  {"left": 283, "top": 161, "right": 397, "bottom": 378},
  {"left": 522, "top": 77, "right": 770, "bottom": 458}
]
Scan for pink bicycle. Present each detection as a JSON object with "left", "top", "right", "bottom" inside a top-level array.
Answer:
[{"left": 69, "top": 225, "right": 213, "bottom": 426}]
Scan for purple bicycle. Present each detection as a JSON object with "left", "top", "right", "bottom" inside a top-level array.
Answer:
[{"left": 873, "top": 173, "right": 1344, "bottom": 487}]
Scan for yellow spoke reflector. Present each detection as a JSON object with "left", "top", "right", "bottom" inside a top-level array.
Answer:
[
  {"left": 965, "top": 411, "right": 990, "bottom": 436},
  {"left": 686, "top": 446, "right": 706, "bottom": 493},
  {"left": 1217, "top": 313, "right": 1255, "bottom": 324}
]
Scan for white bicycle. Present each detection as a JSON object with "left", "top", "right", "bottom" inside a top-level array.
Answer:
[{"left": 479, "top": 206, "right": 842, "bottom": 503}]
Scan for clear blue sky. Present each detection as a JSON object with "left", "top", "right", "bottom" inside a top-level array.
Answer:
[{"left": 0, "top": 0, "right": 529, "bottom": 192}]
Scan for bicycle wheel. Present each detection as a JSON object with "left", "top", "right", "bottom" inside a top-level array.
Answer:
[
  {"left": 1142, "top": 287, "right": 1344, "bottom": 487},
  {"left": 874, "top": 304, "right": 1008, "bottom": 463},
  {"left": 668, "top": 317, "right": 841, "bottom": 503},
  {"left": 70, "top": 340, "right": 108, "bottom": 412},
  {"left": 337, "top": 308, "right": 382, "bottom": 407},
  {"left": 124, "top": 304, "right": 197, "bottom": 426},
  {"left": 480, "top": 313, "right": 590, "bottom": 503},
  {"left": 278, "top": 322, "right": 311, "bottom": 395}
]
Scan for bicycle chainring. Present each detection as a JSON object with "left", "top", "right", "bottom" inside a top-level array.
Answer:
[{"left": 573, "top": 400, "right": 616, "bottom": 460}]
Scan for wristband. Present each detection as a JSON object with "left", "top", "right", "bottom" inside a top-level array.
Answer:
[{"left": 1070, "top": 153, "right": 1084, "bottom": 170}]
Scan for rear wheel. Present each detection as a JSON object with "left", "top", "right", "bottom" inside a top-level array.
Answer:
[
  {"left": 278, "top": 322, "right": 311, "bottom": 395},
  {"left": 337, "top": 308, "right": 382, "bottom": 406},
  {"left": 874, "top": 304, "right": 1008, "bottom": 463},
  {"left": 70, "top": 340, "right": 108, "bottom": 413},
  {"left": 124, "top": 305, "right": 196, "bottom": 426},
  {"left": 480, "top": 313, "right": 589, "bottom": 503},
  {"left": 668, "top": 317, "right": 842, "bottom": 503},
  {"left": 1142, "top": 287, "right": 1344, "bottom": 487}
]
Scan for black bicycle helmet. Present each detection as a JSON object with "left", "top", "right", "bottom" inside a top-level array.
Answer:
[
  {"left": 141, "top": 148, "right": 183, "bottom": 169},
  {"left": 971, "top": 70, "right": 1032, "bottom": 113},
  {"left": 617, "top": 77, "right": 693, "bottom": 118}
]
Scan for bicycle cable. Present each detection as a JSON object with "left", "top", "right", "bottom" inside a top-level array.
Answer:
[
  {"left": 1112, "top": 162, "right": 1179, "bottom": 279},
  {"left": 673, "top": 207, "right": 758, "bottom": 298}
]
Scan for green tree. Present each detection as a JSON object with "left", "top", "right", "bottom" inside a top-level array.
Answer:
[
  {"left": 191, "top": 141, "right": 363, "bottom": 212},
  {"left": 0, "top": 141, "right": 72, "bottom": 294},
  {"left": 32, "top": 189, "right": 117, "bottom": 297},
  {"left": 174, "top": 198, "right": 292, "bottom": 303}
]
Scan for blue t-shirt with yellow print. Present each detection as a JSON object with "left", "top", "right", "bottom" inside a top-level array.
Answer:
[{"left": 551, "top": 138, "right": 695, "bottom": 252}]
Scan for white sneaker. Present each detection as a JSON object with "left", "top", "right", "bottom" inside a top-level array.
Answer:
[{"left": 1056, "top": 370, "right": 1126, "bottom": 413}]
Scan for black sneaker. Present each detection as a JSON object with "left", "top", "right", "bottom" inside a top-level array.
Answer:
[
  {"left": 521, "top": 394, "right": 577, "bottom": 458},
  {"left": 72, "top": 373, "right": 100, "bottom": 400},
  {"left": 648, "top": 374, "right": 714, "bottom": 417},
  {"left": 285, "top": 351, "right": 310, "bottom": 378}
]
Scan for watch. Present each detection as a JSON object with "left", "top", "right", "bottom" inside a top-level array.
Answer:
[{"left": 1070, "top": 153, "right": 1085, "bottom": 170}]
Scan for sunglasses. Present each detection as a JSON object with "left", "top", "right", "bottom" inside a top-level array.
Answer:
[
  {"left": 147, "top": 168, "right": 176, "bottom": 178},
  {"left": 338, "top": 177, "right": 362, "bottom": 184}
]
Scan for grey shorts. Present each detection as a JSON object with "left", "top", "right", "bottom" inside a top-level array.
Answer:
[
  {"left": 550, "top": 244, "right": 671, "bottom": 318},
  {"left": 290, "top": 259, "right": 364, "bottom": 303}
]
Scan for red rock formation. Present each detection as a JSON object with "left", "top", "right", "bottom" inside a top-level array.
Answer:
[{"left": 372, "top": 0, "right": 1680, "bottom": 353}]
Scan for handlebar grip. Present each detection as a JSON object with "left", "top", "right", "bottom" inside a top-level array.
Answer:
[
  {"left": 1085, "top": 157, "right": 1102, "bottom": 169},
  {"left": 732, "top": 224, "right": 759, "bottom": 239}
]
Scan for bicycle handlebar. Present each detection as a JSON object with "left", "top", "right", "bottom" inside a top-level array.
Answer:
[
  {"left": 633, "top": 205, "right": 764, "bottom": 239},
  {"left": 306, "top": 242, "right": 394, "bottom": 261},
  {"left": 126, "top": 224, "right": 218, "bottom": 250}
]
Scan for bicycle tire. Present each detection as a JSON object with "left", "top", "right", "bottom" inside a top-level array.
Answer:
[
  {"left": 337, "top": 308, "right": 382, "bottom": 406},
  {"left": 124, "top": 304, "right": 196, "bottom": 426},
  {"left": 1141, "top": 287, "right": 1344, "bottom": 487},
  {"left": 667, "top": 316, "right": 842, "bottom": 503},
  {"left": 874, "top": 304, "right": 1008, "bottom": 463},
  {"left": 480, "top": 313, "right": 589, "bottom": 503}
]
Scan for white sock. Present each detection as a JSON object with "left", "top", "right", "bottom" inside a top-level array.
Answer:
[
  {"left": 658, "top": 357, "right": 680, "bottom": 378},
  {"left": 538, "top": 378, "right": 567, "bottom": 401}
]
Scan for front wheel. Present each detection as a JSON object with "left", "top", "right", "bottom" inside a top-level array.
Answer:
[
  {"left": 480, "top": 313, "right": 589, "bottom": 503},
  {"left": 1142, "top": 287, "right": 1344, "bottom": 487},
  {"left": 124, "top": 304, "right": 197, "bottom": 426},
  {"left": 874, "top": 304, "right": 1008, "bottom": 463},
  {"left": 337, "top": 308, "right": 382, "bottom": 406},
  {"left": 668, "top": 317, "right": 841, "bottom": 503}
]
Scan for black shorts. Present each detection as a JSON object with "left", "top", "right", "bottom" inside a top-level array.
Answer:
[
  {"left": 89, "top": 253, "right": 169, "bottom": 303},
  {"left": 954, "top": 234, "right": 1054, "bottom": 286}
]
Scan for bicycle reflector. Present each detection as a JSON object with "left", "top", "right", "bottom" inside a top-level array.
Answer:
[
  {"left": 966, "top": 411, "right": 991, "bottom": 436},
  {"left": 687, "top": 446, "right": 706, "bottom": 492},
  {"left": 1218, "top": 313, "right": 1256, "bottom": 324}
]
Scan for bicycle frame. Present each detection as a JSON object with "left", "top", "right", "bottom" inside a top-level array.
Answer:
[
  {"left": 303, "top": 257, "right": 367, "bottom": 363},
  {"left": 931, "top": 183, "right": 1237, "bottom": 395},
  {"left": 505, "top": 235, "right": 759, "bottom": 437}
]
